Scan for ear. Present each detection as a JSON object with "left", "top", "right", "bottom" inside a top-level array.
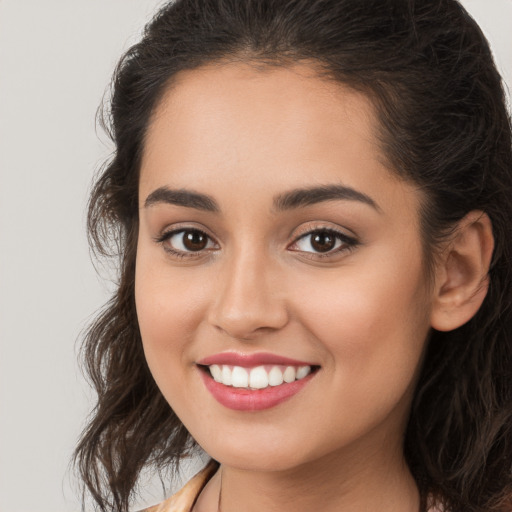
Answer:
[{"left": 430, "top": 211, "right": 494, "bottom": 332}]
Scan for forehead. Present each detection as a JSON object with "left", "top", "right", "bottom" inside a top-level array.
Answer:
[
  {"left": 139, "top": 62, "right": 414, "bottom": 216},
  {"left": 142, "top": 63, "right": 380, "bottom": 169},
  {"left": 154, "top": 61, "right": 374, "bottom": 119}
]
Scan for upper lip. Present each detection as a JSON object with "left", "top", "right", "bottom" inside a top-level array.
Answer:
[{"left": 197, "top": 351, "right": 316, "bottom": 367}]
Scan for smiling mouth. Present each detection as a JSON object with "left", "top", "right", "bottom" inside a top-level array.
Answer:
[{"left": 199, "top": 364, "right": 319, "bottom": 390}]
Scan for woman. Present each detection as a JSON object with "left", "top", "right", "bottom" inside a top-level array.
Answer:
[{"left": 74, "top": 1, "right": 512, "bottom": 511}]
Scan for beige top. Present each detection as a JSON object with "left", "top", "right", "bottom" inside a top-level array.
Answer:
[{"left": 143, "top": 461, "right": 218, "bottom": 512}]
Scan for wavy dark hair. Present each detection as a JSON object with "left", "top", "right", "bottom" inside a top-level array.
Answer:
[{"left": 74, "top": 1, "right": 512, "bottom": 511}]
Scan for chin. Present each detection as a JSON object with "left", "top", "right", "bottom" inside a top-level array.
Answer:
[{"left": 194, "top": 429, "right": 330, "bottom": 474}]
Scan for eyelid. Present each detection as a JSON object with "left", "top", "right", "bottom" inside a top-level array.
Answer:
[
  {"left": 154, "top": 221, "right": 216, "bottom": 241},
  {"left": 290, "top": 221, "right": 357, "bottom": 239}
]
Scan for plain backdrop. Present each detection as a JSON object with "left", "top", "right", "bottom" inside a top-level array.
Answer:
[{"left": 0, "top": 1, "right": 511, "bottom": 511}]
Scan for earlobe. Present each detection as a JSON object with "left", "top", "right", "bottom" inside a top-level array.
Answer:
[{"left": 430, "top": 211, "right": 494, "bottom": 332}]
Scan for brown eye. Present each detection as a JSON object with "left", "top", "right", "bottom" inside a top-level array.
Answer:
[
  {"left": 182, "top": 230, "right": 208, "bottom": 251},
  {"left": 161, "top": 228, "right": 217, "bottom": 254},
  {"left": 290, "top": 228, "right": 357, "bottom": 257},
  {"left": 310, "top": 232, "right": 336, "bottom": 253}
]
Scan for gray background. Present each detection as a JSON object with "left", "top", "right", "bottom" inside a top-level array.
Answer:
[{"left": 1, "top": 1, "right": 511, "bottom": 511}]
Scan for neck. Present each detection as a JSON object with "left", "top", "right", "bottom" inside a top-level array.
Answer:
[{"left": 196, "top": 435, "right": 419, "bottom": 512}]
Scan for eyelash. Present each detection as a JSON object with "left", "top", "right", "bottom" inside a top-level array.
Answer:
[
  {"left": 289, "top": 228, "right": 359, "bottom": 259},
  {"left": 155, "top": 228, "right": 218, "bottom": 259},
  {"left": 155, "top": 227, "right": 359, "bottom": 260}
]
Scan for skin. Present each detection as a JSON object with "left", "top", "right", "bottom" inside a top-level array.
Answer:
[{"left": 135, "top": 63, "right": 491, "bottom": 512}]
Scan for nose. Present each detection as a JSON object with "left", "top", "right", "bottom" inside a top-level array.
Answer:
[{"left": 208, "top": 249, "right": 289, "bottom": 340}]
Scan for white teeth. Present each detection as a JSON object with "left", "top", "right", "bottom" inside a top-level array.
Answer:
[
  {"left": 208, "top": 364, "right": 314, "bottom": 389},
  {"left": 249, "top": 366, "right": 269, "bottom": 389},
  {"left": 268, "top": 366, "right": 284, "bottom": 386},
  {"left": 231, "top": 366, "right": 249, "bottom": 388},
  {"left": 283, "top": 366, "right": 296, "bottom": 383},
  {"left": 296, "top": 366, "right": 311, "bottom": 379},
  {"left": 210, "top": 364, "right": 222, "bottom": 383},
  {"left": 221, "top": 365, "right": 232, "bottom": 386}
]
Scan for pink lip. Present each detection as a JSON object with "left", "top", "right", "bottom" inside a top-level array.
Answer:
[
  {"left": 197, "top": 352, "right": 318, "bottom": 411},
  {"left": 199, "top": 369, "right": 316, "bottom": 411},
  {"left": 197, "top": 351, "right": 314, "bottom": 368}
]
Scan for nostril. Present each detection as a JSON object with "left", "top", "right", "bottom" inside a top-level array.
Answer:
[
  {"left": 213, "top": 325, "right": 256, "bottom": 342},
  {"left": 210, "top": 310, "right": 288, "bottom": 341}
]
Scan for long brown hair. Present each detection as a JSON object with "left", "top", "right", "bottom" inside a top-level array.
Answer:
[{"left": 74, "top": 1, "right": 512, "bottom": 511}]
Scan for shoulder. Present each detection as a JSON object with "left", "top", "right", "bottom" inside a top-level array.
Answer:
[{"left": 142, "top": 461, "right": 219, "bottom": 512}]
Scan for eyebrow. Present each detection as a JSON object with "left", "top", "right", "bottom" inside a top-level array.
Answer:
[
  {"left": 144, "top": 187, "right": 220, "bottom": 212},
  {"left": 273, "top": 184, "right": 380, "bottom": 212},
  {"left": 144, "top": 183, "right": 380, "bottom": 213}
]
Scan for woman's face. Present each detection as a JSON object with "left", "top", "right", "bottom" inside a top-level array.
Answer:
[{"left": 136, "top": 63, "right": 433, "bottom": 472}]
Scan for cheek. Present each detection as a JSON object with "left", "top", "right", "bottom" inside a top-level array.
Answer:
[
  {"left": 292, "top": 252, "right": 431, "bottom": 404},
  {"left": 134, "top": 252, "right": 210, "bottom": 374},
  {"left": 300, "top": 263, "right": 427, "bottom": 330}
]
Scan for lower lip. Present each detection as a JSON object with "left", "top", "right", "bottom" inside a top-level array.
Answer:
[{"left": 199, "top": 369, "right": 316, "bottom": 411}]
